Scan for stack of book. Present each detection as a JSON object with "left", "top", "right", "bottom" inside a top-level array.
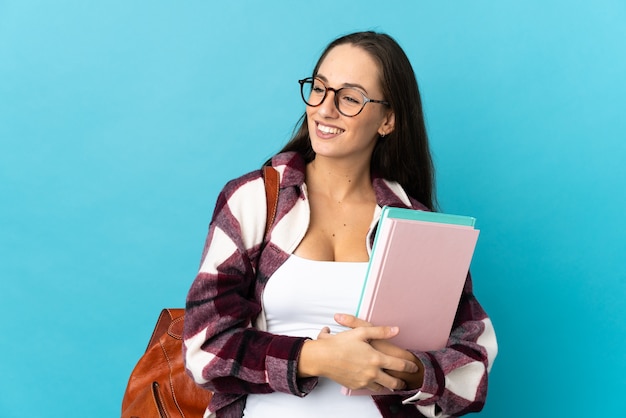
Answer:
[{"left": 343, "top": 206, "right": 480, "bottom": 396}]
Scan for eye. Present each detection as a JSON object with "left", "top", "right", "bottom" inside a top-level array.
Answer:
[
  {"left": 340, "top": 89, "right": 364, "bottom": 106},
  {"left": 311, "top": 80, "right": 326, "bottom": 94}
]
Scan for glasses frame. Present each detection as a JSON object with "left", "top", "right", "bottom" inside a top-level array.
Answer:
[{"left": 298, "top": 77, "right": 389, "bottom": 117}]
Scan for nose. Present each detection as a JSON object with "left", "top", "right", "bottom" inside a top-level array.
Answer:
[{"left": 317, "top": 89, "right": 340, "bottom": 118}]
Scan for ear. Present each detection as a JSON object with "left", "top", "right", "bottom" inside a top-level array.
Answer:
[{"left": 378, "top": 110, "right": 395, "bottom": 137}]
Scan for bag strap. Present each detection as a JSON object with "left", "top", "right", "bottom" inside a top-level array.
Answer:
[
  {"left": 263, "top": 166, "right": 280, "bottom": 236},
  {"left": 145, "top": 308, "right": 184, "bottom": 351}
]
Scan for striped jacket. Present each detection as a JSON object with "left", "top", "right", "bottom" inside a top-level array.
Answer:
[{"left": 183, "top": 151, "right": 497, "bottom": 417}]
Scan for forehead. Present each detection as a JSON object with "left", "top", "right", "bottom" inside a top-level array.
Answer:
[{"left": 316, "top": 44, "right": 382, "bottom": 92}]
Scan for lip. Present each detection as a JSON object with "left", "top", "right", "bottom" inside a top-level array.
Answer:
[{"left": 315, "top": 121, "right": 345, "bottom": 138}]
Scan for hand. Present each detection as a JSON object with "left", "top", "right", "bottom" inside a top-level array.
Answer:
[
  {"left": 334, "top": 314, "right": 424, "bottom": 390},
  {"left": 298, "top": 319, "right": 419, "bottom": 392}
]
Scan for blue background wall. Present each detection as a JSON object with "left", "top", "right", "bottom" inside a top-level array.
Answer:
[{"left": 1, "top": 1, "right": 624, "bottom": 416}]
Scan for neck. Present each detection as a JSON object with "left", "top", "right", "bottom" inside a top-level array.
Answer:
[{"left": 306, "top": 156, "right": 373, "bottom": 202}]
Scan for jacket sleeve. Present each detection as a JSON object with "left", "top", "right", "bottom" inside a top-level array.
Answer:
[
  {"left": 182, "top": 174, "right": 316, "bottom": 401},
  {"left": 397, "top": 272, "right": 498, "bottom": 417}
]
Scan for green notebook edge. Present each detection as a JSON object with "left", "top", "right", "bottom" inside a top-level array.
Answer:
[{"left": 383, "top": 206, "right": 476, "bottom": 227}]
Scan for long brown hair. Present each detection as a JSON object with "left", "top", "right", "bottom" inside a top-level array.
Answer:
[{"left": 275, "top": 31, "right": 436, "bottom": 210}]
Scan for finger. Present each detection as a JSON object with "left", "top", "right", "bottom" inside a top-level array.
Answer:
[
  {"left": 316, "top": 326, "right": 331, "bottom": 339},
  {"left": 365, "top": 382, "right": 386, "bottom": 393},
  {"left": 374, "top": 371, "right": 407, "bottom": 391},
  {"left": 358, "top": 325, "right": 400, "bottom": 342},
  {"left": 381, "top": 355, "right": 419, "bottom": 374},
  {"left": 334, "top": 313, "right": 372, "bottom": 328},
  {"left": 370, "top": 339, "right": 410, "bottom": 358}
]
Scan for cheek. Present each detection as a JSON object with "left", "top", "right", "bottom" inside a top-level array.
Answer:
[
  {"left": 305, "top": 108, "right": 316, "bottom": 126},
  {"left": 306, "top": 114, "right": 316, "bottom": 134},
  {"left": 355, "top": 116, "right": 384, "bottom": 136}
]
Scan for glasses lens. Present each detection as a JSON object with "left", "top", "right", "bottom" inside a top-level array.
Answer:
[
  {"left": 301, "top": 78, "right": 326, "bottom": 106},
  {"left": 299, "top": 78, "right": 367, "bottom": 117},
  {"left": 336, "top": 88, "right": 365, "bottom": 117}
]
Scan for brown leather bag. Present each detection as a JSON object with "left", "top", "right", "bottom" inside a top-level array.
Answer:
[
  {"left": 121, "top": 166, "right": 280, "bottom": 418},
  {"left": 121, "top": 308, "right": 212, "bottom": 417}
]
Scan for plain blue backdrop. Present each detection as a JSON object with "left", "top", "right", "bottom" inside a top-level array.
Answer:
[{"left": 1, "top": 1, "right": 625, "bottom": 416}]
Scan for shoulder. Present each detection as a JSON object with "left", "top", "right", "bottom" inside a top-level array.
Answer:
[
  {"left": 209, "top": 152, "right": 307, "bottom": 250},
  {"left": 209, "top": 170, "right": 267, "bottom": 251},
  {"left": 212, "top": 151, "right": 306, "bottom": 227},
  {"left": 220, "top": 169, "right": 264, "bottom": 198}
]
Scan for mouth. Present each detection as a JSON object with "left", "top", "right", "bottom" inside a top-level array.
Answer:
[{"left": 316, "top": 122, "right": 345, "bottom": 136}]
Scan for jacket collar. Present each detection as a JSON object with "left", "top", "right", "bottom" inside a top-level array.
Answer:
[{"left": 271, "top": 151, "right": 416, "bottom": 210}]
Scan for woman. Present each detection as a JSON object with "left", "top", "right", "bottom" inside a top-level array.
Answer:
[{"left": 183, "top": 31, "right": 497, "bottom": 417}]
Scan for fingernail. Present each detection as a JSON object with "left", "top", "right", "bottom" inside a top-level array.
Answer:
[{"left": 390, "top": 326, "right": 399, "bottom": 334}]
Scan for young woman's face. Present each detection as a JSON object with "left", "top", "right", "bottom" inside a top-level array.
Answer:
[{"left": 306, "top": 44, "right": 394, "bottom": 163}]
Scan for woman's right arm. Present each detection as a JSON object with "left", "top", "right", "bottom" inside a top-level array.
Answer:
[{"left": 182, "top": 175, "right": 316, "bottom": 397}]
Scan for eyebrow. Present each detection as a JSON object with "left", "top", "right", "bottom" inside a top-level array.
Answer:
[{"left": 315, "top": 74, "right": 369, "bottom": 94}]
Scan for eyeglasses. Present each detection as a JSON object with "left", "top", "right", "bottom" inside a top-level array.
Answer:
[{"left": 298, "top": 77, "right": 389, "bottom": 117}]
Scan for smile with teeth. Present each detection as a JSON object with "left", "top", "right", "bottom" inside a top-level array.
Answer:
[{"left": 317, "top": 123, "right": 345, "bottom": 135}]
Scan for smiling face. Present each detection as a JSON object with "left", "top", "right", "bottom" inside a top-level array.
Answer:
[{"left": 306, "top": 44, "right": 395, "bottom": 164}]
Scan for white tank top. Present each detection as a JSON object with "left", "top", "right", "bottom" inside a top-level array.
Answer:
[{"left": 243, "top": 255, "right": 381, "bottom": 417}]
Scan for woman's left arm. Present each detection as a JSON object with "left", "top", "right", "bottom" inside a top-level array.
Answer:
[
  {"left": 338, "top": 272, "right": 497, "bottom": 417},
  {"left": 411, "top": 272, "right": 497, "bottom": 417}
]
